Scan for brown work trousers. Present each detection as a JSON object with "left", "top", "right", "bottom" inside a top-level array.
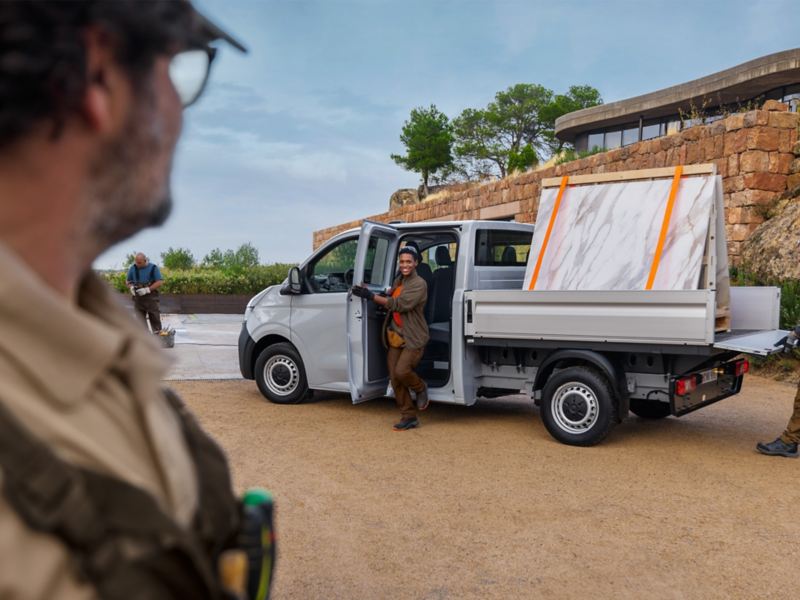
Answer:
[
  {"left": 780, "top": 380, "right": 800, "bottom": 444},
  {"left": 133, "top": 293, "right": 162, "bottom": 332},
  {"left": 387, "top": 346, "right": 425, "bottom": 419}
]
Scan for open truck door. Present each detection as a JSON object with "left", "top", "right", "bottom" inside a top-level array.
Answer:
[{"left": 347, "top": 221, "right": 400, "bottom": 403}]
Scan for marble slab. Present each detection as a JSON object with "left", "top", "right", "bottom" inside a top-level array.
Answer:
[{"left": 523, "top": 175, "right": 716, "bottom": 291}]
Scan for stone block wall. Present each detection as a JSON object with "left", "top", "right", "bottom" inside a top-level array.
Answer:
[{"left": 314, "top": 103, "right": 800, "bottom": 262}]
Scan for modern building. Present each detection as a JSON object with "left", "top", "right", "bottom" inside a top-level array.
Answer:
[{"left": 556, "top": 48, "right": 800, "bottom": 152}]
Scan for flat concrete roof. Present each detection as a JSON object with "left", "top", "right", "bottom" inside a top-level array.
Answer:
[{"left": 555, "top": 48, "right": 800, "bottom": 142}]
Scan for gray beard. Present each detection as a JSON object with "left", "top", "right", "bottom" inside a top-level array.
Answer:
[{"left": 84, "top": 83, "right": 175, "bottom": 250}]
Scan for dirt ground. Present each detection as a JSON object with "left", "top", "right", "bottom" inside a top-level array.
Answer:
[{"left": 174, "top": 376, "right": 800, "bottom": 600}]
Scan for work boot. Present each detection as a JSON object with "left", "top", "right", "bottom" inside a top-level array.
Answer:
[
  {"left": 756, "top": 438, "right": 799, "bottom": 458},
  {"left": 415, "top": 383, "right": 430, "bottom": 411},
  {"left": 393, "top": 417, "right": 419, "bottom": 431}
]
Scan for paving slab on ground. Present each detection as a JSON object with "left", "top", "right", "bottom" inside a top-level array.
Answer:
[{"left": 161, "top": 313, "right": 242, "bottom": 380}]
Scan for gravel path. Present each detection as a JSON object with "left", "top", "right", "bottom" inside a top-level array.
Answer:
[{"left": 175, "top": 375, "right": 800, "bottom": 600}]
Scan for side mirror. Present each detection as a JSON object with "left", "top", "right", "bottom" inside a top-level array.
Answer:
[{"left": 281, "top": 266, "right": 303, "bottom": 295}]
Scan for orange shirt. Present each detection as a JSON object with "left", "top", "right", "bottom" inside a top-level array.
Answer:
[{"left": 391, "top": 284, "right": 403, "bottom": 327}]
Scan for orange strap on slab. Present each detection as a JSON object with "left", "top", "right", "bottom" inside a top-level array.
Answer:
[
  {"left": 528, "top": 176, "right": 569, "bottom": 290},
  {"left": 645, "top": 165, "right": 683, "bottom": 290}
]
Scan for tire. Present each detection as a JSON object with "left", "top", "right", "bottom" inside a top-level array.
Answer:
[
  {"left": 540, "top": 366, "right": 617, "bottom": 446},
  {"left": 254, "top": 343, "right": 309, "bottom": 404},
  {"left": 629, "top": 398, "right": 672, "bottom": 419}
]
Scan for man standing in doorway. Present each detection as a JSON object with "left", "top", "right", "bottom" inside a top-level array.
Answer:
[{"left": 127, "top": 252, "right": 165, "bottom": 332}]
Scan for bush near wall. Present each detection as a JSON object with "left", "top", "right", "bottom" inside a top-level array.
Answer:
[{"left": 101, "top": 264, "right": 296, "bottom": 295}]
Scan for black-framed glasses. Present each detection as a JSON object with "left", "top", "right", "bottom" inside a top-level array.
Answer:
[{"left": 168, "top": 46, "right": 217, "bottom": 108}]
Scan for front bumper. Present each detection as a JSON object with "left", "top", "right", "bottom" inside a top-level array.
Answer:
[{"left": 238, "top": 323, "right": 256, "bottom": 380}]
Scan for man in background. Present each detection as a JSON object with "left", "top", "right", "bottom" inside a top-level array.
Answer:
[
  {"left": 126, "top": 252, "right": 164, "bottom": 332},
  {"left": 0, "top": 1, "right": 251, "bottom": 597}
]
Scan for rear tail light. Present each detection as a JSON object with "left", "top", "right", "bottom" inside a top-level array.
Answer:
[
  {"left": 675, "top": 376, "right": 698, "bottom": 396},
  {"left": 734, "top": 359, "right": 749, "bottom": 376}
]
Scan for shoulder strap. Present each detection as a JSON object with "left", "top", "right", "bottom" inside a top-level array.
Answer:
[
  {"left": 163, "top": 389, "right": 240, "bottom": 556},
  {"left": 0, "top": 396, "right": 235, "bottom": 599},
  {"left": 149, "top": 264, "right": 157, "bottom": 281}
]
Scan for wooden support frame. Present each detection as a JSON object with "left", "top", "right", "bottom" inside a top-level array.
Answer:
[{"left": 541, "top": 164, "right": 716, "bottom": 188}]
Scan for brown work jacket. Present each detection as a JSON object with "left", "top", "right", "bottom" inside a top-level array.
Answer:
[
  {"left": 0, "top": 242, "right": 204, "bottom": 598},
  {"left": 384, "top": 270, "right": 429, "bottom": 350}
]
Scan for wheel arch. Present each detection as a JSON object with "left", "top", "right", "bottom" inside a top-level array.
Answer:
[
  {"left": 534, "top": 349, "right": 628, "bottom": 421},
  {"left": 251, "top": 334, "right": 295, "bottom": 376}
]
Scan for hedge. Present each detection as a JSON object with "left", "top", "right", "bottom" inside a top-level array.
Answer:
[{"left": 100, "top": 264, "right": 295, "bottom": 295}]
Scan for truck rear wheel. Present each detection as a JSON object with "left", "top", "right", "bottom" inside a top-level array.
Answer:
[
  {"left": 629, "top": 398, "right": 672, "bottom": 419},
  {"left": 254, "top": 343, "right": 309, "bottom": 404},
  {"left": 540, "top": 366, "right": 617, "bottom": 446}
]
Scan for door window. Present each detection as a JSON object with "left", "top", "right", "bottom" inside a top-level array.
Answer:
[
  {"left": 363, "top": 236, "right": 390, "bottom": 287},
  {"left": 307, "top": 237, "right": 358, "bottom": 293}
]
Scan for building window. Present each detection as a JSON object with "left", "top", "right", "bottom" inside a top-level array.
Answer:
[
  {"left": 666, "top": 119, "right": 681, "bottom": 135},
  {"left": 587, "top": 132, "right": 604, "bottom": 151},
  {"left": 604, "top": 129, "right": 622, "bottom": 149},
  {"left": 784, "top": 84, "right": 800, "bottom": 112},
  {"left": 622, "top": 124, "right": 639, "bottom": 146},
  {"left": 641, "top": 119, "right": 663, "bottom": 140}
]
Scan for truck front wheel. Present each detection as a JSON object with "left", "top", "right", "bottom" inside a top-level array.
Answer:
[
  {"left": 254, "top": 343, "right": 309, "bottom": 404},
  {"left": 540, "top": 366, "right": 617, "bottom": 446}
]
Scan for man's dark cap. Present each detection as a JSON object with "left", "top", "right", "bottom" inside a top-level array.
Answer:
[{"left": 188, "top": 2, "right": 247, "bottom": 53}]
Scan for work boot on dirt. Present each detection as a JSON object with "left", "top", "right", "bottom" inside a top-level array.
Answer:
[
  {"left": 415, "top": 383, "right": 430, "bottom": 411},
  {"left": 393, "top": 417, "right": 419, "bottom": 431},
  {"left": 756, "top": 438, "right": 799, "bottom": 458}
]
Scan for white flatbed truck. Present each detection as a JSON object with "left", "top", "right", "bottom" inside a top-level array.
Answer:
[{"left": 239, "top": 165, "right": 787, "bottom": 446}]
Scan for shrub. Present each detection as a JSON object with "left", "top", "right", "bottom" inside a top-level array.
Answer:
[
  {"left": 202, "top": 243, "right": 260, "bottom": 273},
  {"left": 161, "top": 247, "right": 196, "bottom": 270},
  {"left": 101, "top": 263, "right": 295, "bottom": 295},
  {"left": 554, "top": 146, "right": 606, "bottom": 165}
]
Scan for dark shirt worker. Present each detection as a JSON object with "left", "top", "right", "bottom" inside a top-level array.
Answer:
[{"left": 126, "top": 252, "right": 164, "bottom": 332}]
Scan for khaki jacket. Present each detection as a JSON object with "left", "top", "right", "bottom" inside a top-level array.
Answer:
[
  {"left": 384, "top": 271, "right": 429, "bottom": 350},
  {"left": 0, "top": 243, "right": 198, "bottom": 599}
]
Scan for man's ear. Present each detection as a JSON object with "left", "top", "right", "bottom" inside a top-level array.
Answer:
[{"left": 81, "top": 26, "right": 130, "bottom": 134}]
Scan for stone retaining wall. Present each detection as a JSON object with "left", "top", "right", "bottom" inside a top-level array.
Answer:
[{"left": 314, "top": 102, "right": 800, "bottom": 262}]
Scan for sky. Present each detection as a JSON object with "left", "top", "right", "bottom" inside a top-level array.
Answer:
[{"left": 96, "top": 0, "right": 800, "bottom": 269}]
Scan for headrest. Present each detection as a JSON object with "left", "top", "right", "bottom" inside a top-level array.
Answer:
[
  {"left": 501, "top": 246, "right": 517, "bottom": 265},
  {"left": 435, "top": 246, "right": 452, "bottom": 266}
]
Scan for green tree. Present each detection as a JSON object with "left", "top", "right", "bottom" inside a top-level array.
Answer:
[
  {"left": 507, "top": 143, "right": 538, "bottom": 173},
  {"left": 201, "top": 248, "right": 225, "bottom": 269},
  {"left": 391, "top": 104, "right": 453, "bottom": 196},
  {"left": 450, "top": 108, "right": 505, "bottom": 179},
  {"left": 161, "top": 247, "right": 195, "bottom": 270},
  {"left": 123, "top": 252, "right": 137, "bottom": 267},
  {"left": 227, "top": 242, "right": 259, "bottom": 271},
  {"left": 539, "top": 85, "right": 604, "bottom": 152},
  {"left": 453, "top": 83, "right": 603, "bottom": 177},
  {"left": 202, "top": 243, "right": 260, "bottom": 274}
]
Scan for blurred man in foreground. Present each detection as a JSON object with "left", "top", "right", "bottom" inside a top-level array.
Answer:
[{"left": 0, "top": 1, "right": 257, "bottom": 598}]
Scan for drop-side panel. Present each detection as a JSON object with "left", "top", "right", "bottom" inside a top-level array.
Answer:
[
  {"left": 464, "top": 289, "right": 715, "bottom": 346},
  {"left": 712, "top": 329, "right": 788, "bottom": 356}
]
